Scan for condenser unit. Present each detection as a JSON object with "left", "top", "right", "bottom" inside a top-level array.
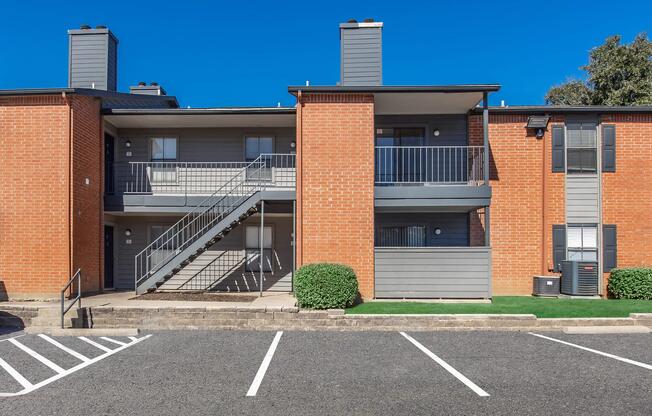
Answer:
[
  {"left": 533, "top": 276, "right": 560, "bottom": 297},
  {"left": 561, "top": 260, "right": 599, "bottom": 296}
]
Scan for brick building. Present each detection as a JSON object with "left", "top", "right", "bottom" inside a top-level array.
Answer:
[{"left": 0, "top": 22, "right": 650, "bottom": 300}]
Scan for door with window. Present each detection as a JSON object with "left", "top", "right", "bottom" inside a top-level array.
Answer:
[
  {"left": 150, "top": 137, "right": 178, "bottom": 186},
  {"left": 375, "top": 128, "right": 425, "bottom": 183},
  {"left": 245, "top": 136, "right": 274, "bottom": 181},
  {"left": 104, "top": 225, "right": 114, "bottom": 288},
  {"left": 245, "top": 225, "right": 273, "bottom": 273},
  {"left": 104, "top": 134, "right": 115, "bottom": 194}
]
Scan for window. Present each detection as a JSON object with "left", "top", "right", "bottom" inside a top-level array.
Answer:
[
  {"left": 245, "top": 226, "right": 273, "bottom": 272},
  {"left": 245, "top": 136, "right": 273, "bottom": 161},
  {"left": 376, "top": 225, "right": 426, "bottom": 247},
  {"left": 566, "top": 123, "right": 597, "bottom": 173},
  {"left": 567, "top": 224, "right": 598, "bottom": 261},
  {"left": 151, "top": 138, "right": 177, "bottom": 161}
]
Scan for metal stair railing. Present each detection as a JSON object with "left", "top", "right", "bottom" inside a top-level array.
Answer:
[
  {"left": 134, "top": 154, "right": 295, "bottom": 291},
  {"left": 61, "top": 269, "right": 81, "bottom": 328},
  {"left": 175, "top": 251, "right": 246, "bottom": 291}
]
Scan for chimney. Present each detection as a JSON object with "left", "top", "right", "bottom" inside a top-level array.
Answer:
[
  {"left": 68, "top": 25, "right": 118, "bottom": 91},
  {"left": 339, "top": 18, "right": 383, "bottom": 86},
  {"left": 130, "top": 81, "right": 167, "bottom": 96}
]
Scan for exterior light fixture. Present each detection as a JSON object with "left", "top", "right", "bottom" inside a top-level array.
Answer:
[
  {"left": 290, "top": 141, "right": 296, "bottom": 148},
  {"left": 124, "top": 229, "right": 132, "bottom": 237},
  {"left": 526, "top": 116, "right": 550, "bottom": 140},
  {"left": 125, "top": 140, "right": 132, "bottom": 148},
  {"left": 434, "top": 228, "right": 442, "bottom": 235},
  {"left": 433, "top": 129, "right": 440, "bottom": 137}
]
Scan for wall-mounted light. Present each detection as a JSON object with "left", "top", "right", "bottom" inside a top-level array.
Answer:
[
  {"left": 125, "top": 140, "right": 132, "bottom": 148},
  {"left": 434, "top": 227, "right": 442, "bottom": 235},
  {"left": 433, "top": 129, "right": 440, "bottom": 137},
  {"left": 290, "top": 141, "right": 296, "bottom": 149},
  {"left": 124, "top": 229, "right": 132, "bottom": 237},
  {"left": 526, "top": 116, "right": 550, "bottom": 140}
]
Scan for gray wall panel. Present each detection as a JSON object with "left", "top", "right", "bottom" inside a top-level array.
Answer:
[
  {"left": 68, "top": 29, "right": 117, "bottom": 91},
  {"left": 375, "top": 247, "right": 491, "bottom": 298},
  {"left": 340, "top": 26, "right": 382, "bottom": 86},
  {"left": 566, "top": 175, "right": 599, "bottom": 223},
  {"left": 375, "top": 212, "right": 469, "bottom": 247}
]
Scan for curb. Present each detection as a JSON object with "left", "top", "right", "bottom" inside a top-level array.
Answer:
[{"left": 24, "top": 327, "right": 140, "bottom": 337}]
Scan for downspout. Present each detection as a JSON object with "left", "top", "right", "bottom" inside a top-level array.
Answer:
[
  {"left": 296, "top": 90, "right": 303, "bottom": 268},
  {"left": 541, "top": 119, "right": 547, "bottom": 275},
  {"left": 65, "top": 92, "right": 73, "bottom": 281}
]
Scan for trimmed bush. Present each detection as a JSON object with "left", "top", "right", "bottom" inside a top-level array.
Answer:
[
  {"left": 608, "top": 268, "right": 652, "bottom": 300},
  {"left": 294, "top": 263, "right": 359, "bottom": 309}
]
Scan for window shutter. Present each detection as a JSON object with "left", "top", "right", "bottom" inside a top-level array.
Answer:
[
  {"left": 603, "top": 224, "right": 617, "bottom": 271},
  {"left": 552, "top": 224, "right": 566, "bottom": 272},
  {"left": 602, "top": 125, "right": 616, "bottom": 172},
  {"left": 551, "top": 126, "right": 565, "bottom": 172}
]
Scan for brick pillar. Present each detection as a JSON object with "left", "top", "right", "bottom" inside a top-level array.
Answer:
[{"left": 296, "top": 93, "right": 376, "bottom": 298}]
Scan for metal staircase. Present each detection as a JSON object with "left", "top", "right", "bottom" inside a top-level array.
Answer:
[{"left": 134, "top": 154, "right": 294, "bottom": 294}]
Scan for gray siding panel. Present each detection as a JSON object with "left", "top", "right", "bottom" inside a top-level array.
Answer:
[
  {"left": 374, "top": 247, "right": 491, "bottom": 298},
  {"left": 68, "top": 30, "right": 117, "bottom": 90},
  {"left": 566, "top": 175, "right": 599, "bottom": 223},
  {"left": 340, "top": 26, "right": 382, "bottom": 86}
]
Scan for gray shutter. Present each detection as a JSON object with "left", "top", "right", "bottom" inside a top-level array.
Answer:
[
  {"left": 602, "top": 125, "right": 616, "bottom": 172},
  {"left": 552, "top": 125, "right": 565, "bottom": 172},
  {"left": 603, "top": 224, "right": 617, "bottom": 271},
  {"left": 552, "top": 224, "right": 566, "bottom": 272}
]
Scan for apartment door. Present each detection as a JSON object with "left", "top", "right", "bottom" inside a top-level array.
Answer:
[
  {"left": 104, "top": 133, "right": 115, "bottom": 194},
  {"left": 104, "top": 225, "right": 114, "bottom": 289}
]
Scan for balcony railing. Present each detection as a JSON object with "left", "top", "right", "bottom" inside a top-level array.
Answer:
[
  {"left": 375, "top": 146, "right": 485, "bottom": 185},
  {"left": 113, "top": 155, "right": 296, "bottom": 196}
]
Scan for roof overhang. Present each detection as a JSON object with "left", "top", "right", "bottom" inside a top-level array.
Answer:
[
  {"left": 288, "top": 85, "right": 500, "bottom": 115},
  {"left": 102, "top": 107, "right": 296, "bottom": 128},
  {"left": 477, "top": 105, "right": 652, "bottom": 114}
]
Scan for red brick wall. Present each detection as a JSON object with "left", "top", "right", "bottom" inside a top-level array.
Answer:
[
  {"left": 601, "top": 114, "right": 652, "bottom": 292},
  {"left": 71, "top": 96, "right": 103, "bottom": 294},
  {"left": 470, "top": 114, "right": 566, "bottom": 295},
  {"left": 296, "top": 93, "right": 376, "bottom": 298},
  {"left": 0, "top": 94, "right": 102, "bottom": 299}
]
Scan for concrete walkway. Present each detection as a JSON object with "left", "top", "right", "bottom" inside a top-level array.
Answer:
[{"left": 2, "top": 291, "right": 297, "bottom": 311}]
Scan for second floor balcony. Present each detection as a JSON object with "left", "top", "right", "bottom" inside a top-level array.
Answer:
[{"left": 375, "top": 145, "right": 485, "bottom": 186}]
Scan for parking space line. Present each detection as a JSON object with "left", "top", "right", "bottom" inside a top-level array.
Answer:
[
  {"left": 78, "top": 337, "right": 113, "bottom": 353},
  {"left": 100, "top": 337, "right": 127, "bottom": 346},
  {"left": 0, "top": 334, "right": 152, "bottom": 397},
  {"left": 529, "top": 332, "right": 652, "bottom": 370},
  {"left": 7, "top": 339, "right": 66, "bottom": 374},
  {"left": 0, "top": 358, "right": 33, "bottom": 390},
  {"left": 128, "top": 337, "right": 138, "bottom": 342},
  {"left": 246, "top": 331, "right": 283, "bottom": 397},
  {"left": 38, "top": 335, "right": 90, "bottom": 362},
  {"left": 399, "top": 332, "right": 490, "bottom": 397}
]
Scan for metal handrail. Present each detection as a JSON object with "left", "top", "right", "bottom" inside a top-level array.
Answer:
[
  {"left": 134, "top": 154, "right": 295, "bottom": 291},
  {"left": 61, "top": 269, "right": 81, "bottom": 329},
  {"left": 375, "top": 145, "right": 485, "bottom": 185}
]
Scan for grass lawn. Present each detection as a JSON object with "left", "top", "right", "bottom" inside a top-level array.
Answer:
[{"left": 346, "top": 296, "right": 652, "bottom": 318}]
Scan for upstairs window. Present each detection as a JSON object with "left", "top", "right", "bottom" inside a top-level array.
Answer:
[
  {"left": 151, "top": 138, "right": 177, "bottom": 161},
  {"left": 566, "top": 123, "right": 597, "bottom": 173},
  {"left": 245, "top": 136, "right": 273, "bottom": 161},
  {"left": 567, "top": 224, "right": 598, "bottom": 262}
]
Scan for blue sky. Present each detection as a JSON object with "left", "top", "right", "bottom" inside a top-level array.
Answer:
[{"left": 1, "top": 0, "right": 650, "bottom": 107}]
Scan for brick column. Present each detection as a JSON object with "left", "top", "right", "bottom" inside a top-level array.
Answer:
[{"left": 296, "top": 93, "right": 376, "bottom": 298}]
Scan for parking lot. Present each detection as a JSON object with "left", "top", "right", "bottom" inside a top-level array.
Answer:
[{"left": 0, "top": 330, "right": 649, "bottom": 415}]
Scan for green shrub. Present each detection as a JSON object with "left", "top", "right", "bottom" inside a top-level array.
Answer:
[
  {"left": 294, "top": 263, "right": 359, "bottom": 309},
  {"left": 608, "top": 268, "right": 652, "bottom": 300}
]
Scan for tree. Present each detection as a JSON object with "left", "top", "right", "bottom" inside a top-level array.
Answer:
[{"left": 545, "top": 33, "right": 652, "bottom": 106}]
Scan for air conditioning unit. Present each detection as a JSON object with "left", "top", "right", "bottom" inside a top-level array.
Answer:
[
  {"left": 533, "top": 276, "right": 560, "bottom": 296},
  {"left": 561, "top": 260, "right": 599, "bottom": 296}
]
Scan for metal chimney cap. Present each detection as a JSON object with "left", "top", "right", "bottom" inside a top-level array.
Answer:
[
  {"left": 363, "top": 18, "right": 375, "bottom": 22},
  {"left": 150, "top": 82, "right": 159, "bottom": 86},
  {"left": 347, "top": 19, "right": 357, "bottom": 23},
  {"left": 138, "top": 81, "right": 146, "bottom": 86},
  {"left": 95, "top": 25, "right": 107, "bottom": 29},
  {"left": 80, "top": 24, "right": 91, "bottom": 29}
]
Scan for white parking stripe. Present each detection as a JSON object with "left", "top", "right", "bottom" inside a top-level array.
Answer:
[
  {"left": 400, "top": 332, "right": 490, "bottom": 397},
  {"left": 38, "top": 335, "right": 90, "bottom": 363},
  {"left": 100, "top": 337, "right": 127, "bottom": 346},
  {"left": 128, "top": 337, "right": 138, "bottom": 342},
  {"left": 246, "top": 331, "right": 283, "bottom": 397},
  {"left": 529, "top": 332, "right": 652, "bottom": 370},
  {"left": 77, "top": 337, "right": 113, "bottom": 353},
  {"left": 0, "top": 334, "right": 152, "bottom": 397},
  {"left": 7, "top": 339, "right": 66, "bottom": 374},
  {"left": 0, "top": 358, "right": 33, "bottom": 390}
]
